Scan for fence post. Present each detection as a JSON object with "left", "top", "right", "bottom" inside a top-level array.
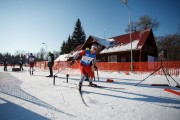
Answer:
[{"left": 66, "top": 74, "right": 69, "bottom": 83}]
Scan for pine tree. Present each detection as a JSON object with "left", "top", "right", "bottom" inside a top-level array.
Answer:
[
  {"left": 60, "top": 41, "right": 67, "bottom": 54},
  {"left": 66, "top": 35, "right": 73, "bottom": 53},
  {"left": 60, "top": 18, "right": 86, "bottom": 54},
  {"left": 71, "top": 18, "right": 86, "bottom": 48}
]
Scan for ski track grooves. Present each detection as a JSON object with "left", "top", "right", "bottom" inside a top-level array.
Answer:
[{"left": 60, "top": 86, "right": 66, "bottom": 103}]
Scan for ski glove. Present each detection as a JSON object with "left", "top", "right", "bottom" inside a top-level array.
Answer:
[
  {"left": 94, "top": 65, "right": 98, "bottom": 70},
  {"left": 70, "top": 59, "right": 75, "bottom": 65}
]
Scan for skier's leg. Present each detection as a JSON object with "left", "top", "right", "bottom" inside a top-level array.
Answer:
[
  {"left": 22, "top": 64, "right": 23, "bottom": 71},
  {"left": 80, "top": 74, "right": 86, "bottom": 83},
  {"left": 5, "top": 65, "right": 7, "bottom": 71},
  {"left": 32, "top": 67, "right": 34, "bottom": 75},
  {"left": 79, "top": 74, "right": 86, "bottom": 91},
  {"left": 85, "top": 67, "right": 96, "bottom": 86},
  {"left": 20, "top": 64, "right": 22, "bottom": 71},
  {"left": 49, "top": 66, "right": 53, "bottom": 76},
  {"left": 29, "top": 67, "right": 31, "bottom": 75},
  {"left": 89, "top": 77, "right": 94, "bottom": 86},
  {"left": 30, "top": 65, "right": 32, "bottom": 75}
]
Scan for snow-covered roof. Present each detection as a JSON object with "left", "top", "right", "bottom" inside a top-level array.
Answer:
[
  {"left": 112, "top": 28, "right": 151, "bottom": 48},
  {"left": 55, "top": 54, "right": 69, "bottom": 62},
  {"left": 67, "top": 51, "right": 80, "bottom": 58},
  {"left": 90, "top": 35, "right": 115, "bottom": 48},
  {"left": 100, "top": 40, "right": 141, "bottom": 54},
  {"left": 99, "top": 28, "right": 153, "bottom": 54}
]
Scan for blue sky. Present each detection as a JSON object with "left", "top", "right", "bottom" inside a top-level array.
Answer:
[{"left": 0, "top": 0, "right": 180, "bottom": 55}]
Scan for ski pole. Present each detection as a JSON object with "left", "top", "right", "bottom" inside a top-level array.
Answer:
[{"left": 54, "top": 63, "right": 71, "bottom": 76}]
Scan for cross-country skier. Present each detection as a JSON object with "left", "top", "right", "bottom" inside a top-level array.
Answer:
[
  {"left": 70, "top": 44, "right": 98, "bottom": 91},
  {"left": 19, "top": 57, "right": 24, "bottom": 71},
  {"left": 28, "top": 53, "right": 36, "bottom": 75},
  {"left": 11, "top": 60, "right": 16, "bottom": 68}
]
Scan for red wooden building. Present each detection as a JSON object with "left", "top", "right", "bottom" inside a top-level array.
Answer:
[{"left": 69, "top": 28, "right": 158, "bottom": 62}]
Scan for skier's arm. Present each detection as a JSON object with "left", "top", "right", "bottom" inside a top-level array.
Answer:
[
  {"left": 70, "top": 50, "right": 85, "bottom": 65},
  {"left": 74, "top": 50, "right": 85, "bottom": 59}
]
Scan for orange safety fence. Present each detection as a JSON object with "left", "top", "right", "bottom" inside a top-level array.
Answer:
[
  {"left": 0, "top": 64, "right": 13, "bottom": 66},
  {"left": 35, "top": 61, "right": 180, "bottom": 76}
]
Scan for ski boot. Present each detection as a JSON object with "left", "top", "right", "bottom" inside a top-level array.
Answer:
[{"left": 89, "top": 82, "right": 97, "bottom": 87}]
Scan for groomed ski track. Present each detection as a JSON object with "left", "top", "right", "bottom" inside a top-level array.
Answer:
[{"left": 0, "top": 67, "right": 180, "bottom": 120}]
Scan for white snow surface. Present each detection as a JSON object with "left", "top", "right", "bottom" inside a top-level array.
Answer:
[{"left": 0, "top": 66, "right": 180, "bottom": 120}]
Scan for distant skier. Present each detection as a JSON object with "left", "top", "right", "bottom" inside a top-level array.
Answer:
[
  {"left": 11, "top": 60, "right": 16, "bottom": 68},
  {"left": 70, "top": 43, "right": 98, "bottom": 91},
  {"left": 4, "top": 57, "right": 8, "bottom": 71},
  {"left": 28, "top": 53, "right": 36, "bottom": 75},
  {"left": 19, "top": 57, "right": 24, "bottom": 71},
  {"left": 46, "top": 51, "right": 54, "bottom": 77}
]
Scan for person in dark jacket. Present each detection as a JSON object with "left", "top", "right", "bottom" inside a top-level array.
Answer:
[
  {"left": 46, "top": 51, "right": 54, "bottom": 77},
  {"left": 19, "top": 57, "right": 24, "bottom": 71},
  {"left": 11, "top": 60, "right": 16, "bottom": 68},
  {"left": 4, "top": 57, "right": 8, "bottom": 71}
]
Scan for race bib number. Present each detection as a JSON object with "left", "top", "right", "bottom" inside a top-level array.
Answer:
[
  {"left": 29, "top": 58, "right": 35, "bottom": 62},
  {"left": 81, "top": 56, "right": 94, "bottom": 64}
]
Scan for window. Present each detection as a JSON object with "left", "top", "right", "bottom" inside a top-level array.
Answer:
[
  {"left": 108, "top": 55, "right": 117, "bottom": 62},
  {"left": 121, "top": 57, "right": 126, "bottom": 62}
]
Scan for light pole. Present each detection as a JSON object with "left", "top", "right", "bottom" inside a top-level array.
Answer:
[
  {"left": 42, "top": 42, "right": 48, "bottom": 59},
  {"left": 122, "top": 0, "right": 133, "bottom": 72},
  {"left": 42, "top": 43, "right": 48, "bottom": 52}
]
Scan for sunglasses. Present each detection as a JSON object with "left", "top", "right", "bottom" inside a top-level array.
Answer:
[{"left": 93, "top": 48, "right": 97, "bottom": 51}]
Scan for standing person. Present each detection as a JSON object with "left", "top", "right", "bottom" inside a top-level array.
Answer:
[
  {"left": 11, "top": 60, "right": 16, "bottom": 68},
  {"left": 70, "top": 44, "right": 98, "bottom": 91},
  {"left": 19, "top": 57, "right": 24, "bottom": 71},
  {"left": 28, "top": 53, "right": 36, "bottom": 75},
  {"left": 46, "top": 51, "right": 54, "bottom": 77},
  {"left": 3, "top": 57, "right": 8, "bottom": 71}
]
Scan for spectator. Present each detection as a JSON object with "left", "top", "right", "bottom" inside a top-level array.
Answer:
[
  {"left": 46, "top": 51, "right": 54, "bottom": 77},
  {"left": 4, "top": 57, "right": 8, "bottom": 71}
]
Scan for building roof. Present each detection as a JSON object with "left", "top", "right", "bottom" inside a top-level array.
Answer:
[
  {"left": 90, "top": 35, "right": 115, "bottom": 48},
  {"left": 55, "top": 54, "right": 69, "bottom": 62},
  {"left": 100, "top": 28, "right": 152, "bottom": 54},
  {"left": 69, "top": 45, "right": 83, "bottom": 54}
]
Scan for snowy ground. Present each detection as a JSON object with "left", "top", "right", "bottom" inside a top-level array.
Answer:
[{"left": 0, "top": 66, "right": 180, "bottom": 120}]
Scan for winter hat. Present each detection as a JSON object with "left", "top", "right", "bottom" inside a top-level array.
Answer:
[
  {"left": 91, "top": 44, "right": 98, "bottom": 49},
  {"left": 86, "top": 47, "right": 90, "bottom": 50}
]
